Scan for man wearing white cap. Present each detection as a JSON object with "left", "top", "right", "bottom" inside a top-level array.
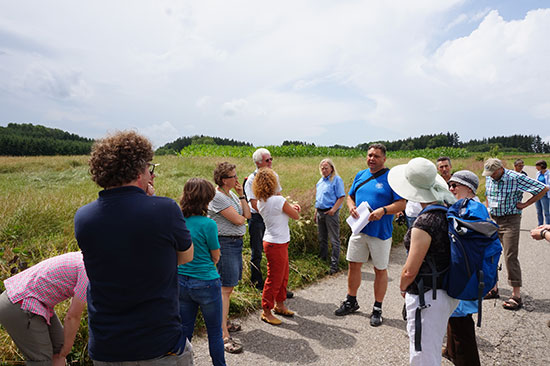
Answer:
[{"left": 483, "top": 158, "right": 548, "bottom": 310}]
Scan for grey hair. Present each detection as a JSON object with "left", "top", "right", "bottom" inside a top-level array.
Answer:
[
  {"left": 253, "top": 148, "right": 271, "bottom": 165},
  {"left": 319, "top": 158, "right": 339, "bottom": 182}
]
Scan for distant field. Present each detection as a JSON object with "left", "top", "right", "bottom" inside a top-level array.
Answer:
[{"left": 0, "top": 152, "right": 546, "bottom": 363}]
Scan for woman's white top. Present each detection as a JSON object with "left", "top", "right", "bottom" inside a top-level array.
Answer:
[{"left": 258, "top": 195, "right": 290, "bottom": 244}]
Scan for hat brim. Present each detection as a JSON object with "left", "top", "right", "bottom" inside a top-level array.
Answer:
[{"left": 388, "top": 164, "right": 456, "bottom": 204}]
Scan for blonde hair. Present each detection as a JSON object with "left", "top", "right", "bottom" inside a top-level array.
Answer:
[
  {"left": 252, "top": 168, "right": 278, "bottom": 201},
  {"left": 319, "top": 158, "right": 338, "bottom": 182}
]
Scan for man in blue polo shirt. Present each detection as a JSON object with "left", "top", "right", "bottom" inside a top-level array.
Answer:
[
  {"left": 75, "top": 131, "right": 194, "bottom": 365},
  {"left": 334, "top": 143, "right": 405, "bottom": 327}
]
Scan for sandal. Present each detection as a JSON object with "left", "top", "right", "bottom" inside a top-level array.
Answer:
[
  {"left": 223, "top": 337, "right": 243, "bottom": 354},
  {"left": 502, "top": 296, "right": 522, "bottom": 310},
  {"left": 227, "top": 321, "right": 241, "bottom": 332},
  {"left": 484, "top": 288, "right": 499, "bottom": 300}
]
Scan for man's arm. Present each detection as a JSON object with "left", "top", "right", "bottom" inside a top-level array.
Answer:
[
  {"left": 370, "top": 199, "right": 406, "bottom": 221},
  {"left": 52, "top": 297, "right": 86, "bottom": 365},
  {"left": 177, "top": 244, "right": 194, "bottom": 265},
  {"left": 517, "top": 186, "right": 549, "bottom": 210},
  {"left": 347, "top": 195, "right": 359, "bottom": 219},
  {"left": 327, "top": 196, "right": 346, "bottom": 216}
]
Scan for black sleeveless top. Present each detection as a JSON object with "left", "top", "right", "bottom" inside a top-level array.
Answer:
[{"left": 403, "top": 209, "right": 451, "bottom": 294}]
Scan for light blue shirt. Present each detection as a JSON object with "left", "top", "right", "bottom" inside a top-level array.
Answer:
[{"left": 315, "top": 175, "right": 345, "bottom": 209}]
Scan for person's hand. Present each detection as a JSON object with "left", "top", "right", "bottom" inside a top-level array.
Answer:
[
  {"left": 293, "top": 203, "right": 301, "bottom": 213},
  {"left": 349, "top": 206, "right": 359, "bottom": 219},
  {"left": 516, "top": 201, "right": 528, "bottom": 210},
  {"left": 52, "top": 354, "right": 66, "bottom": 366},
  {"left": 531, "top": 225, "right": 550, "bottom": 240},
  {"left": 314, "top": 210, "right": 318, "bottom": 223},
  {"left": 146, "top": 182, "right": 155, "bottom": 196},
  {"left": 369, "top": 207, "right": 384, "bottom": 221},
  {"left": 327, "top": 208, "right": 336, "bottom": 216},
  {"left": 234, "top": 181, "right": 244, "bottom": 196}
]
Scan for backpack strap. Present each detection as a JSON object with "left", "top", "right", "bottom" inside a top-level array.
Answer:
[
  {"left": 413, "top": 256, "right": 439, "bottom": 352},
  {"left": 350, "top": 168, "right": 389, "bottom": 200},
  {"left": 477, "top": 270, "right": 484, "bottom": 327}
]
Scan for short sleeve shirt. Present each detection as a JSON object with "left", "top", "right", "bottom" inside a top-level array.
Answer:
[
  {"left": 75, "top": 186, "right": 192, "bottom": 362},
  {"left": 4, "top": 251, "right": 87, "bottom": 324},
  {"left": 315, "top": 175, "right": 345, "bottom": 209},
  {"left": 403, "top": 209, "right": 450, "bottom": 293},
  {"left": 208, "top": 190, "right": 246, "bottom": 236},
  {"left": 178, "top": 215, "right": 220, "bottom": 280},
  {"left": 485, "top": 169, "right": 547, "bottom": 216},
  {"left": 348, "top": 168, "right": 403, "bottom": 240}
]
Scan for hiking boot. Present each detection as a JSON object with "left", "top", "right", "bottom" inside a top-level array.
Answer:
[
  {"left": 334, "top": 299, "right": 359, "bottom": 316},
  {"left": 370, "top": 308, "right": 383, "bottom": 327}
]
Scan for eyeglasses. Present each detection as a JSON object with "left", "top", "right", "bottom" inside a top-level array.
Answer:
[
  {"left": 148, "top": 163, "right": 159, "bottom": 175},
  {"left": 264, "top": 158, "right": 273, "bottom": 162},
  {"left": 223, "top": 174, "right": 237, "bottom": 179},
  {"left": 448, "top": 183, "right": 462, "bottom": 189}
]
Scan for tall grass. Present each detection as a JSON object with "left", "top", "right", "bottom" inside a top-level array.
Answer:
[{"left": 1, "top": 152, "right": 541, "bottom": 363}]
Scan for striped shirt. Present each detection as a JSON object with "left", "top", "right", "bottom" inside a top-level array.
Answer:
[
  {"left": 208, "top": 190, "right": 246, "bottom": 236},
  {"left": 485, "top": 169, "right": 547, "bottom": 217},
  {"left": 4, "top": 251, "right": 88, "bottom": 324}
]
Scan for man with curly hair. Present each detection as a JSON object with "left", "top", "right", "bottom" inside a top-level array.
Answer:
[{"left": 75, "top": 131, "right": 194, "bottom": 365}]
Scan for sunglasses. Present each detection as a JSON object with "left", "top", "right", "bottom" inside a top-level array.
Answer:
[
  {"left": 148, "top": 163, "right": 159, "bottom": 175},
  {"left": 223, "top": 174, "right": 237, "bottom": 179},
  {"left": 448, "top": 183, "right": 462, "bottom": 189}
]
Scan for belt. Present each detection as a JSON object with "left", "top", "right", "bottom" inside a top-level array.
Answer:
[{"left": 317, "top": 207, "right": 331, "bottom": 212}]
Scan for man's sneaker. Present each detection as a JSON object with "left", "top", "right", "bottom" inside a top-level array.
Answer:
[
  {"left": 370, "top": 308, "right": 383, "bottom": 327},
  {"left": 334, "top": 299, "right": 359, "bottom": 316}
]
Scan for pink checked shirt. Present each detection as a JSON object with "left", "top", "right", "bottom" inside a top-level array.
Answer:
[{"left": 4, "top": 251, "right": 88, "bottom": 325}]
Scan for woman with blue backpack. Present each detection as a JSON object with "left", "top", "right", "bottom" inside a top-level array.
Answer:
[
  {"left": 443, "top": 170, "right": 484, "bottom": 366},
  {"left": 388, "top": 158, "right": 458, "bottom": 366}
]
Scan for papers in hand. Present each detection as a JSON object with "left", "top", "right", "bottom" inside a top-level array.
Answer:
[{"left": 346, "top": 201, "right": 372, "bottom": 235}]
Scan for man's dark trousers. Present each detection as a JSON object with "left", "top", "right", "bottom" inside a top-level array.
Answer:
[{"left": 249, "top": 213, "right": 265, "bottom": 289}]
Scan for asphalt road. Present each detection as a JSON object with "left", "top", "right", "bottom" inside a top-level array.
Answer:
[{"left": 191, "top": 165, "right": 550, "bottom": 365}]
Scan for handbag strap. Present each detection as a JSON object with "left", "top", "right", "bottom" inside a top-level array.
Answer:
[{"left": 351, "top": 168, "right": 389, "bottom": 199}]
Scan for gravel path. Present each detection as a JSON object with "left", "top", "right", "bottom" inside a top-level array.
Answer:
[{"left": 191, "top": 165, "right": 550, "bottom": 365}]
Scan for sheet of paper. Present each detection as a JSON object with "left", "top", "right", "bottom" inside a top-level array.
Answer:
[{"left": 346, "top": 201, "right": 372, "bottom": 235}]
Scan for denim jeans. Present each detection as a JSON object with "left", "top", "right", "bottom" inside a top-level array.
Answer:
[
  {"left": 216, "top": 236, "right": 243, "bottom": 287},
  {"left": 178, "top": 276, "right": 225, "bottom": 366},
  {"left": 535, "top": 195, "right": 550, "bottom": 225}
]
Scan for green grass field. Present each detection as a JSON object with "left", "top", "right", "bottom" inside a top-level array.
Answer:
[{"left": 0, "top": 153, "right": 545, "bottom": 363}]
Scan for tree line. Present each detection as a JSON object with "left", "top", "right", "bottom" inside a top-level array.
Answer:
[
  {"left": 0, "top": 123, "right": 93, "bottom": 156},
  {"left": 2, "top": 123, "right": 549, "bottom": 156}
]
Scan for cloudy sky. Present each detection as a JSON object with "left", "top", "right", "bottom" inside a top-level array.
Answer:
[{"left": 1, "top": 0, "right": 549, "bottom": 148}]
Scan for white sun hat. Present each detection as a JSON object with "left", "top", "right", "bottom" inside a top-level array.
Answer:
[{"left": 388, "top": 157, "right": 456, "bottom": 205}]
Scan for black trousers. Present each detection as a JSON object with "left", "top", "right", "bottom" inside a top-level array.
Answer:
[{"left": 446, "top": 314, "right": 481, "bottom": 366}]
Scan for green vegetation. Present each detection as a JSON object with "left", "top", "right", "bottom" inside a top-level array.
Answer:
[
  {"left": 0, "top": 152, "right": 546, "bottom": 363},
  {"left": 0, "top": 123, "right": 94, "bottom": 156}
]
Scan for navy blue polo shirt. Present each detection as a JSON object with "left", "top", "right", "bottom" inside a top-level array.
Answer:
[{"left": 75, "top": 186, "right": 192, "bottom": 362}]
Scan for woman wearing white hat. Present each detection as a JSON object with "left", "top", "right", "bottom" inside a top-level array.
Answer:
[{"left": 388, "top": 157, "right": 458, "bottom": 366}]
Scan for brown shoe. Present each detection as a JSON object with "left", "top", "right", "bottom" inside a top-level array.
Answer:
[{"left": 261, "top": 313, "right": 282, "bottom": 325}]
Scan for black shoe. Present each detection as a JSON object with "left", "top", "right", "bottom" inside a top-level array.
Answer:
[
  {"left": 286, "top": 291, "right": 294, "bottom": 299},
  {"left": 370, "top": 309, "right": 383, "bottom": 327},
  {"left": 334, "top": 299, "right": 359, "bottom": 316},
  {"left": 329, "top": 267, "right": 339, "bottom": 275},
  {"left": 255, "top": 283, "right": 264, "bottom": 291}
]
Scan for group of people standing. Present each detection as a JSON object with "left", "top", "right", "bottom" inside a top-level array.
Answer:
[{"left": 1, "top": 131, "right": 549, "bottom": 366}]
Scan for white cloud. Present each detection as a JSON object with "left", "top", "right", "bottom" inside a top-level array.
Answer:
[
  {"left": 0, "top": 1, "right": 549, "bottom": 146},
  {"left": 138, "top": 121, "right": 180, "bottom": 148}
]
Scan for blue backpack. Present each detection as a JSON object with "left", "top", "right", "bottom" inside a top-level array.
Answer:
[{"left": 413, "top": 199, "right": 502, "bottom": 351}]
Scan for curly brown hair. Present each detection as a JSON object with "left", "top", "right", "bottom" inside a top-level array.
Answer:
[
  {"left": 180, "top": 178, "right": 216, "bottom": 218},
  {"left": 213, "top": 162, "right": 236, "bottom": 187},
  {"left": 89, "top": 131, "right": 153, "bottom": 188},
  {"left": 252, "top": 168, "right": 278, "bottom": 201}
]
